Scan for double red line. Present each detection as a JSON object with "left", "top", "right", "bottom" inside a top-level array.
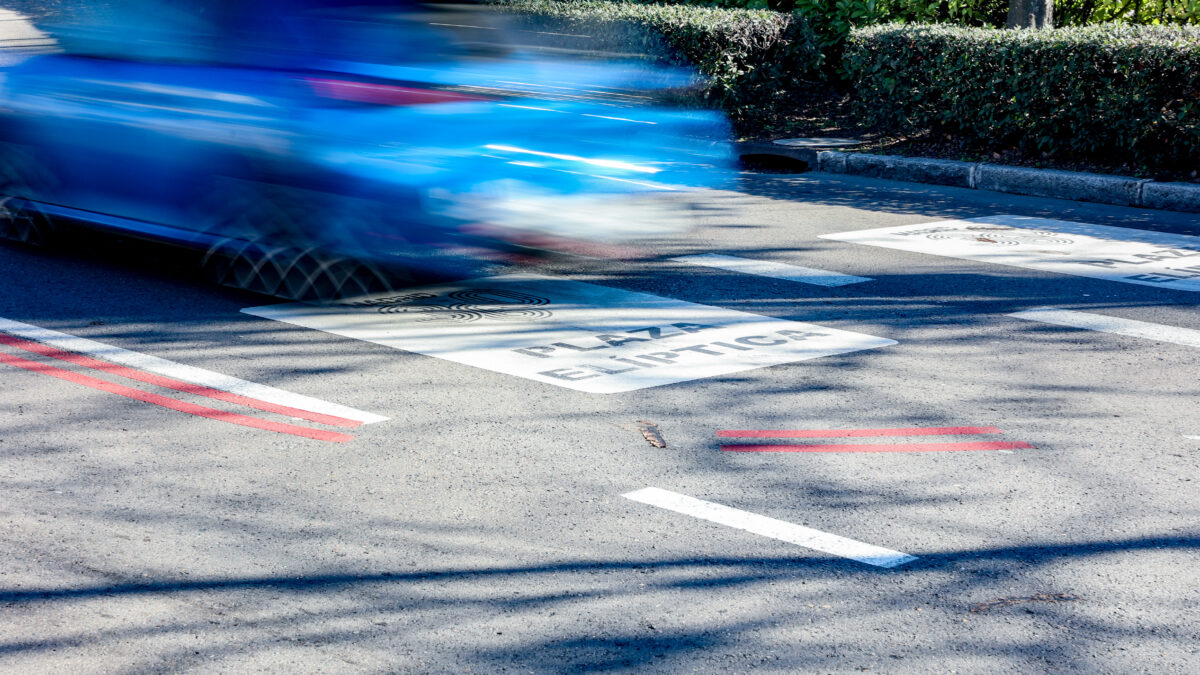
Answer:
[
  {"left": 0, "top": 332, "right": 359, "bottom": 442},
  {"left": 719, "top": 426, "right": 1033, "bottom": 453}
]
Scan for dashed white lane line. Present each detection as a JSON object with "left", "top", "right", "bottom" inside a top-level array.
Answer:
[
  {"left": 1008, "top": 307, "right": 1200, "bottom": 349},
  {"left": 622, "top": 487, "right": 918, "bottom": 568},
  {"left": 1185, "top": 436, "right": 1200, "bottom": 440},
  {"left": 0, "top": 317, "right": 388, "bottom": 425},
  {"left": 671, "top": 254, "right": 872, "bottom": 287}
]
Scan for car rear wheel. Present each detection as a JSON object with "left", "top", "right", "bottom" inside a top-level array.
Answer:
[
  {"left": 0, "top": 143, "right": 59, "bottom": 247},
  {"left": 0, "top": 196, "right": 56, "bottom": 247}
]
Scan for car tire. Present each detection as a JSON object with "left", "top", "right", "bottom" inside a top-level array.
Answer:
[
  {"left": 201, "top": 237, "right": 396, "bottom": 301},
  {"left": 195, "top": 176, "right": 437, "bottom": 301},
  {"left": 0, "top": 143, "right": 59, "bottom": 247}
]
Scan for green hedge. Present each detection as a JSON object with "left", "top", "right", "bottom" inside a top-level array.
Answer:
[
  {"left": 489, "top": 0, "right": 822, "bottom": 124},
  {"left": 845, "top": 24, "right": 1200, "bottom": 173}
]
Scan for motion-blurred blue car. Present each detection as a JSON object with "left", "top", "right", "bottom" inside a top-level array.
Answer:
[{"left": 0, "top": 0, "right": 732, "bottom": 298}]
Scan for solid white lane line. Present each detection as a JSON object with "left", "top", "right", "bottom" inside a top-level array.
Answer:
[
  {"left": 1008, "top": 307, "right": 1200, "bottom": 349},
  {"left": 672, "top": 254, "right": 872, "bottom": 287},
  {"left": 622, "top": 487, "right": 918, "bottom": 568},
  {"left": 0, "top": 317, "right": 388, "bottom": 424}
]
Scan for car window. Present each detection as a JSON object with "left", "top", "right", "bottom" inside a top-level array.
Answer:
[
  {"left": 44, "top": 1, "right": 226, "bottom": 62},
  {"left": 38, "top": 1, "right": 484, "bottom": 66}
]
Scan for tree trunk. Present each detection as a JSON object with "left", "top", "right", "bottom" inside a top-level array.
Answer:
[{"left": 1007, "top": 0, "right": 1053, "bottom": 28}]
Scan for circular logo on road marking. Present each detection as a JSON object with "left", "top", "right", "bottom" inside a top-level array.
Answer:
[
  {"left": 376, "top": 288, "right": 553, "bottom": 323},
  {"left": 927, "top": 229, "right": 1074, "bottom": 246}
]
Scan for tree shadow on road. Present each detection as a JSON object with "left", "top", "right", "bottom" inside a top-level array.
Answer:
[
  {"left": 0, "top": 533, "right": 1197, "bottom": 670},
  {"left": 1, "top": 171, "right": 1199, "bottom": 670}
]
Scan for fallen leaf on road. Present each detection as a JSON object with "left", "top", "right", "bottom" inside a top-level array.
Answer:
[{"left": 638, "top": 420, "right": 666, "bottom": 448}]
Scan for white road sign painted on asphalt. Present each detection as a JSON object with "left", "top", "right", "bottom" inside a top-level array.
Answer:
[
  {"left": 242, "top": 274, "right": 896, "bottom": 393},
  {"left": 822, "top": 215, "right": 1200, "bottom": 292}
]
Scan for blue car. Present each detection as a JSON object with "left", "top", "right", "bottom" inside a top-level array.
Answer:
[{"left": 0, "top": 0, "right": 733, "bottom": 298}]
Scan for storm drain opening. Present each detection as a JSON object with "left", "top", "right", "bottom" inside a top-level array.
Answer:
[{"left": 738, "top": 153, "right": 811, "bottom": 174}]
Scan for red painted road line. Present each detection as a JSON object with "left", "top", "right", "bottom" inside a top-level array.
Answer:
[
  {"left": 717, "top": 426, "right": 1003, "bottom": 439},
  {"left": 0, "top": 351, "right": 353, "bottom": 443},
  {"left": 0, "top": 332, "right": 361, "bottom": 428},
  {"left": 721, "top": 441, "right": 1034, "bottom": 453}
]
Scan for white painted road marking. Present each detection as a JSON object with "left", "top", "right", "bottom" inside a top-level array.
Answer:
[
  {"left": 1185, "top": 436, "right": 1200, "bottom": 440},
  {"left": 0, "top": 317, "right": 387, "bottom": 425},
  {"left": 243, "top": 274, "right": 896, "bottom": 394},
  {"left": 0, "top": 349, "right": 355, "bottom": 442},
  {"left": 822, "top": 215, "right": 1200, "bottom": 292},
  {"left": 1009, "top": 307, "right": 1200, "bottom": 349},
  {"left": 672, "top": 254, "right": 872, "bottom": 287},
  {"left": 622, "top": 487, "right": 918, "bottom": 568}
]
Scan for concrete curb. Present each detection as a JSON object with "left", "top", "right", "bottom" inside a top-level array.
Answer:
[
  {"left": 974, "top": 164, "right": 1144, "bottom": 207},
  {"left": 1143, "top": 181, "right": 1200, "bottom": 213},
  {"left": 735, "top": 143, "right": 1200, "bottom": 214},
  {"left": 844, "top": 154, "right": 975, "bottom": 188}
]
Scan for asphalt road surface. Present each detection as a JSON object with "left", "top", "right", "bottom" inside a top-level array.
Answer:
[{"left": 1, "top": 171, "right": 1198, "bottom": 673}]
